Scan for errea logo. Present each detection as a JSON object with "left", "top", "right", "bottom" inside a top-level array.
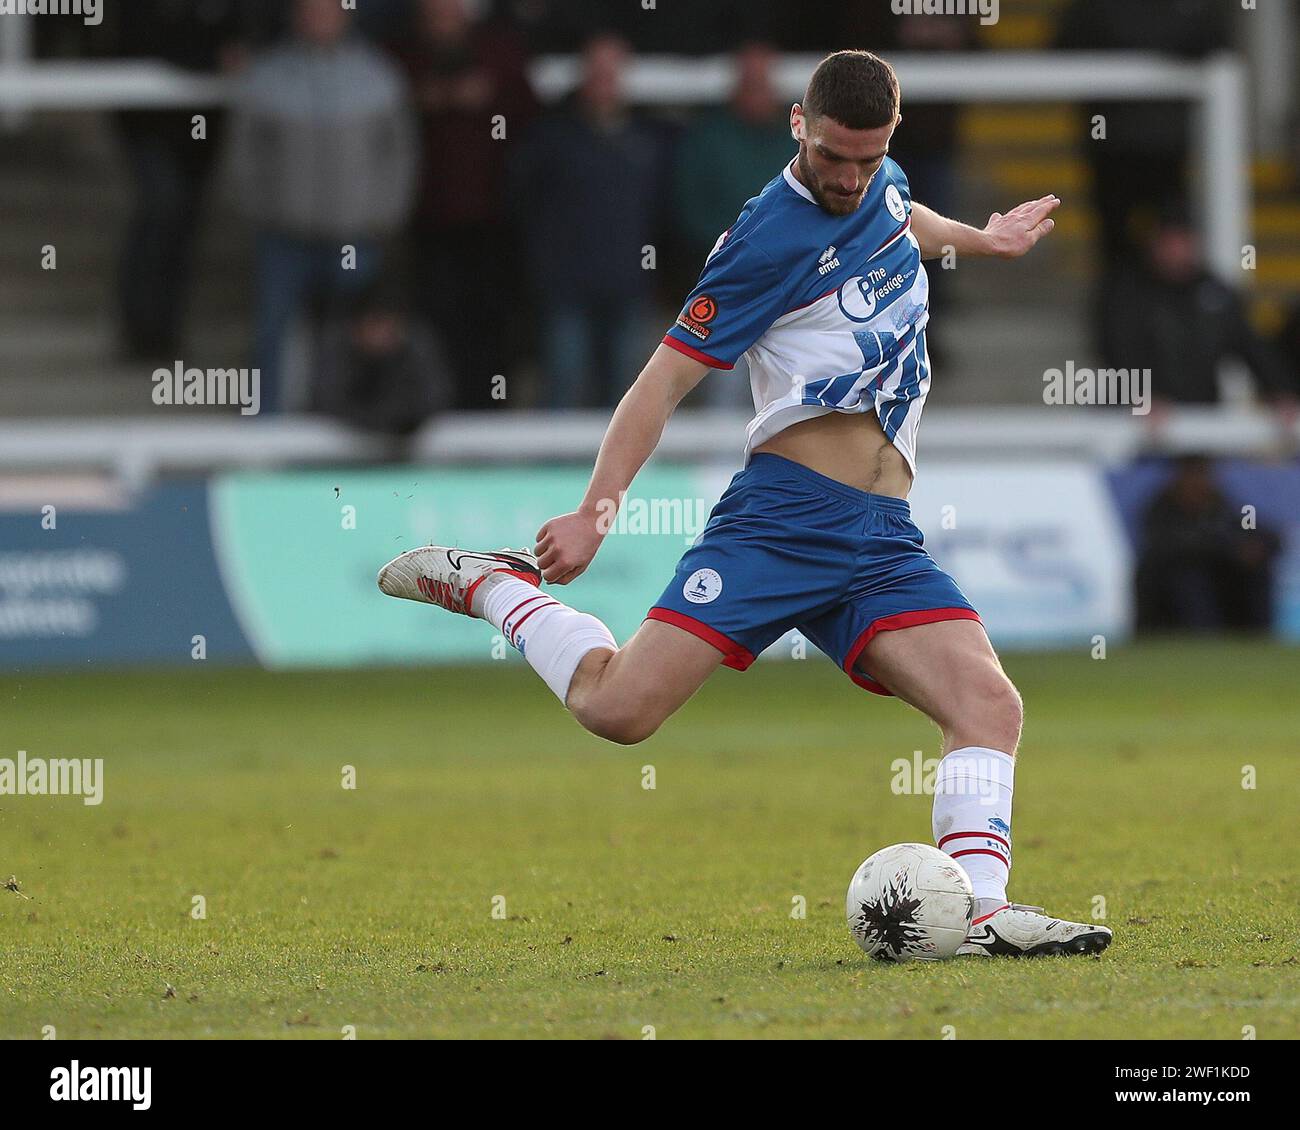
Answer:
[{"left": 817, "top": 245, "right": 841, "bottom": 276}]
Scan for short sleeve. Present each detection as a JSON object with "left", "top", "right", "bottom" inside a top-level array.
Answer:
[
  {"left": 662, "top": 235, "right": 786, "bottom": 370},
  {"left": 887, "top": 158, "right": 911, "bottom": 196},
  {"left": 882, "top": 158, "right": 913, "bottom": 217}
]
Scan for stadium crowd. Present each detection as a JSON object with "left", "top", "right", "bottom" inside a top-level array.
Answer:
[
  {"left": 8, "top": 0, "right": 1290, "bottom": 637},
  {"left": 86, "top": 0, "right": 1299, "bottom": 422}
]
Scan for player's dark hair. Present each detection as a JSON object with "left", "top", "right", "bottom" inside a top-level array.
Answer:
[{"left": 803, "top": 50, "right": 899, "bottom": 130}]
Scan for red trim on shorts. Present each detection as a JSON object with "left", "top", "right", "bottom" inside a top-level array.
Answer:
[
  {"left": 645, "top": 607, "right": 755, "bottom": 670},
  {"left": 842, "top": 607, "right": 983, "bottom": 695},
  {"left": 661, "top": 335, "right": 733, "bottom": 370}
]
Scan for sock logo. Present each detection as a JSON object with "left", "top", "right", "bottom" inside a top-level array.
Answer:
[
  {"left": 683, "top": 568, "right": 722, "bottom": 604},
  {"left": 987, "top": 817, "right": 1011, "bottom": 836}
]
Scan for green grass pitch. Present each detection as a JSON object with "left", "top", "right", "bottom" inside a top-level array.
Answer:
[{"left": 2, "top": 640, "right": 1297, "bottom": 1039}]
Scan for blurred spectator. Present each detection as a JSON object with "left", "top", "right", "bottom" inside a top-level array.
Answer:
[
  {"left": 228, "top": 0, "right": 417, "bottom": 411},
  {"left": 1100, "top": 209, "right": 1293, "bottom": 406},
  {"left": 393, "top": 0, "right": 539, "bottom": 409},
  {"left": 508, "top": 0, "right": 773, "bottom": 54},
  {"left": 1276, "top": 300, "right": 1300, "bottom": 399},
  {"left": 512, "top": 34, "right": 670, "bottom": 407},
  {"left": 1056, "top": 0, "right": 1229, "bottom": 272},
  {"left": 356, "top": 0, "right": 414, "bottom": 42},
  {"left": 673, "top": 43, "right": 790, "bottom": 410},
  {"left": 112, "top": 0, "right": 249, "bottom": 361},
  {"left": 312, "top": 281, "right": 452, "bottom": 437},
  {"left": 673, "top": 43, "right": 791, "bottom": 262},
  {"left": 837, "top": 10, "right": 975, "bottom": 215},
  {"left": 1135, "top": 456, "right": 1280, "bottom": 633}
]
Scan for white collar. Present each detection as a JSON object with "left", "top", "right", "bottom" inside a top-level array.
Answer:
[{"left": 782, "top": 159, "right": 817, "bottom": 204}]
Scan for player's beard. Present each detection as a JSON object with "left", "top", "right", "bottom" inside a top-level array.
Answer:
[{"left": 796, "top": 147, "right": 869, "bottom": 216}]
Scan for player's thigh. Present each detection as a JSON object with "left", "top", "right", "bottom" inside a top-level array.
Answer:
[
  {"left": 569, "top": 618, "right": 724, "bottom": 738},
  {"left": 855, "top": 618, "right": 1020, "bottom": 736}
]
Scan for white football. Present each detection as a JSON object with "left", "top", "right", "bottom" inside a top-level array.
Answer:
[{"left": 846, "top": 842, "right": 974, "bottom": 962}]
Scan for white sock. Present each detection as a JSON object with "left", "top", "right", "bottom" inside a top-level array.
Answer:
[
  {"left": 478, "top": 577, "right": 615, "bottom": 704},
  {"left": 932, "top": 746, "right": 1015, "bottom": 906}
]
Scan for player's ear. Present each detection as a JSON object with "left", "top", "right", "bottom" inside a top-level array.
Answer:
[{"left": 790, "top": 103, "right": 804, "bottom": 142}]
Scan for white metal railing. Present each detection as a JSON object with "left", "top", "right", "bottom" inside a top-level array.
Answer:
[
  {"left": 0, "top": 408, "right": 1293, "bottom": 487},
  {"left": 0, "top": 51, "right": 1250, "bottom": 280}
]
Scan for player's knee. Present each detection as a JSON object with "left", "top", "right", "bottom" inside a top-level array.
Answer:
[
  {"left": 948, "top": 669, "right": 1022, "bottom": 752},
  {"left": 981, "top": 675, "right": 1023, "bottom": 750},
  {"left": 589, "top": 708, "right": 660, "bottom": 746},
  {"left": 570, "top": 693, "right": 660, "bottom": 746}
]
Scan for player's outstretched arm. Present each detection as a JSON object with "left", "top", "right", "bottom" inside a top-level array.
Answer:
[
  {"left": 535, "top": 345, "right": 709, "bottom": 585},
  {"left": 910, "top": 196, "right": 1059, "bottom": 261}
]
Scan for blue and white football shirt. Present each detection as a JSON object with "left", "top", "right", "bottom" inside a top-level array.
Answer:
[{"left": 664, "top": 157, "right": 932, "bottom": 475}]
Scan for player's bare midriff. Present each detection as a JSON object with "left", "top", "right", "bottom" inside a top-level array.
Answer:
[{"left": 752, "top": 410, "right": 913, "bottom": 498}]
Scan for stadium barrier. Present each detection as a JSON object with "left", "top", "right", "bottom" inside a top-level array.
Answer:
[
  {"left": 0, "top": 407, "right": 1294, "bottom": 481},
  {"left": 3, "top": 456, "right": 1298, "bottom": 668}
]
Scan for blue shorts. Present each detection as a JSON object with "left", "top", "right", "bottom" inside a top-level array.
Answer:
[{"left": 646, "top": 453, "right": 981, "bottom": 694}]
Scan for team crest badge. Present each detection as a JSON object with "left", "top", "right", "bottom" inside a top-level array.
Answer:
[
  {"left": 885, "top": 183, "right": 907, "bottom": 223},
  {"left": 683, "top": 568, "right": 723, "bottom": 604}
]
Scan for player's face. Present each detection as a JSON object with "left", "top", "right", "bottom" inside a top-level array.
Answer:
[{"left": 792, "top": 107, "right": 899, "bottom": 216}]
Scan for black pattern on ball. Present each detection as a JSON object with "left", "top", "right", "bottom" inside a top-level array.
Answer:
[{"left": 853, "top": 873, "right": 929, "bottom": 961}]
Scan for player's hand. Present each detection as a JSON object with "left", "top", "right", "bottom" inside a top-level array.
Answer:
[
  {"left": 984, "top": 195, "right": 1059, "bottom": 258},
  {"left": 535, "top": 509, "right": 605, "bottom": 585}
]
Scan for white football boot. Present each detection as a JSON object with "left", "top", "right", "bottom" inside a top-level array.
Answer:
[
  {"left": 377, "top": 546, "right": 541, "bottom": 617},
  {"left": 957, "top": 903, "right": 1113, "bottom": 958}
]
